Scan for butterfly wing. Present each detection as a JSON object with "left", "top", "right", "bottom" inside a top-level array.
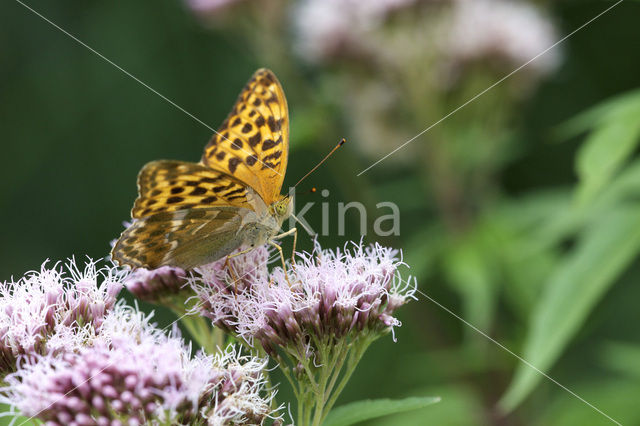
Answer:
[
  {"left": 132, "top": 160, "right": 267, "bottom": 219},
  {"left": 112, "top": 207, "right": 255, "bottom": 270},
  {"left": 201, "top": 68, "right": 289, "bottom": 205}
]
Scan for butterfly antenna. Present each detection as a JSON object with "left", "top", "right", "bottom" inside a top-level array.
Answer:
[
  {"left": 293, "top": 138, "right": 346, "bottom": 188},
  {"left": 290, "top": 213, "right": 316, "bottom": 236}
]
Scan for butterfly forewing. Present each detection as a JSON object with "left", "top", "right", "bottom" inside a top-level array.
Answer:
[
  {"left": 132, "top": 160, "right": 254, "bottom": 218},
  {"left": 201, "top": 68, "right": 289, "bottom": 205}
]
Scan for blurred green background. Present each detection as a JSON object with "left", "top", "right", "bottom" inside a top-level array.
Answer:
[{"left": 2, "top": 0, "right": 640, "bottom": 424}]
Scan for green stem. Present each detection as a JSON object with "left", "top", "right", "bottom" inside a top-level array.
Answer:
[
  {"left": 287, "top": 333, "right": 379, "bottom": 425},
  {"left": 311, "top": 347, "right": 331, "bottom": 426},
  {"left": 178, "top": 314, "right": 224, "bottom": 354},
  {"left": 321, "top": 336, "right": 376, "bottom": 423},
  {"left": 295, "top": 344, "right": 320, "bottom": 393},
  {"left": 323, "top": 341, "right": 350, "bottom": 403}
]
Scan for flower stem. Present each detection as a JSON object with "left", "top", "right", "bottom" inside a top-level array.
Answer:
[
  {"left": 289, "top": 334, "right": 377, "bottom": 426},
  {"left": 321, "top": 335, "right": 376, "bottom": 423},
  {"left": 178, "top": 314, "right": 224, "bottom": 354}
]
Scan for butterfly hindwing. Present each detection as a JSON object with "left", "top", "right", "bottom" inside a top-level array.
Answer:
[
  {"left": 201, "top": 68, "right": 289, "bottom": 205},
  {"left": 113, "top": 207, "right": 250, "bottom": 270},
  {"left": 132, "top": 160, "right": 253, "bottom": 219}
]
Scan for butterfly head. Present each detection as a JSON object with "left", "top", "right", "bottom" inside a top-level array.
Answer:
[{"left": 270, "top": 195, "right": 293, "bottom": 221}]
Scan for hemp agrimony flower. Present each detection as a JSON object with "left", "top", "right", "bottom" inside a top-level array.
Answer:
[
  {"left": 193, "top": 241, "right": 416, "bottom": 425},
  {"left": 125, "top": 265, "right": 190, "bottom": 307},
  {"left": 2, "top": 304, "right": 281, "bottom": 425},
  {"left": 0, "top": 259, "right": 122, "bottom": 375}
]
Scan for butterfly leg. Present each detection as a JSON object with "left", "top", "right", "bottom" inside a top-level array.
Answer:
[
  {"left": 268, "top": 240, "right": 292, "bottom": 286},
  {"left": 273, "top": 227, "right": 298, "bottom": 265},
  {"left": 225, "top": 247, "right": 254, "bottom": 294},
  {"left": 223, "top": 256, "right": 240, "bottom": 295}
]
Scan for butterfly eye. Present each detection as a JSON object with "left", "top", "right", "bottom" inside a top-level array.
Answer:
[{"left": 275, "top": 203, "right": 287, "bottom": 216}]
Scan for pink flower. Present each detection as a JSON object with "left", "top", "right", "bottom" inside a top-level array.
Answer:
[
  {"left": 125, "top": 265, "right": 189, "bottom": 305},
  {"left": 193, "top": 241, "right": 416, "bottom": 356},
  {"left": 2, "top": 304, "right": 280, "bottom": 425},
  {"left": 0, "top": 259, "right": 122, "bottom": 374}
]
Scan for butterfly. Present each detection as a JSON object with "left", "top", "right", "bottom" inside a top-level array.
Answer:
[{"left": 112, "top": 68, "right": 295, "bottom": 270}]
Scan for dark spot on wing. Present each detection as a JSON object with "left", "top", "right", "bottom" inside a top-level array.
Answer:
[
  {"left": 228, "top": 157, "right": 241, "bottom": 173},
  {"left": 246, "top": 155, "right": 258, "bottom": 166},
  {"left": 213, "top": 185, "right": 232, "bottom": 193},
  {"left": 167, "top": 196, "right": 184, "bottom": 204},
  {"left": 262, "top": 139, "right": 277, "bottom": 150},
  {"left": 190, "top": 187, "right": 207, "bottom": 196},
  {"left": 264, "top": 151, "right": 282, "bottom": 161},
  {"left": 267, "top": 116, "right": 281, "bottom": 132},
  {"left": 201, "top": 196, "right": 218, "bottom": 204},
  {"left": 224, "top": 187, "right": 245, "bottom": 197},
  {"left": 231, "top": 139, "right": 243, "bottom": 150},
  {"left": 248, "top": 134, "right": 261, "bottom": 147},
  {"left": 200, "top": 176, "right": 221, "bottom": 184}
]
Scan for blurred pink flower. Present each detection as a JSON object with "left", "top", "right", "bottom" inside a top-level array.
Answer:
[
  {"left": 293, "top": 0, "right": 418, "bottom": 63},
  {"left": 186, "top": 0, "right": 245, "bottom": 14},
  {"left": 445, "top": 0, "right": 560, "bottom": 76}
]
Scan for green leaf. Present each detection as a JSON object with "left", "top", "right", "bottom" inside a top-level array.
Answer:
[
  {"left": 323, "top": 396, "right": 441, "bottom": 426},
  {"left": 533, "top": 378, "right": 640, "bottom": 426},
  {"left": 0, "top": 405, "right": 41, "bottom": 425},
  {"left": 600, "top": 341, "right": 640, "bottom": 379},
  {"left": 575, "top": 116, "right": 640, "bottom": 205},
  {"left": 499, "top": 205, "right": 640, "bottom": 412},
  {"left": 555, "top": 88, "right": 640, "bottom": 139},
  {"left": 552, "top": 88, "right": 640, "bottom": 205},
  {"left": 443, "top": 233, "right": 497, "bottom": 333},
  {"left": 370, "top": 386, "right": 482, "bottom": 426}
]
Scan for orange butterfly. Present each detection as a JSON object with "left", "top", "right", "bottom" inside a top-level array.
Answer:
[{"left": 112, "top": 69, "right": 295, "bottom": 270}]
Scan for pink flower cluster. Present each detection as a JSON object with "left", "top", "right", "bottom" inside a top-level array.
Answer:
[
  {"left": 0, "top": 259, "right": 122, "bottom": 373},
  {"left": 0, "top": 259, "right": 280, "bottom": 425},
  {"left": 192, "top": 242, "right": 416, "bottom": 356},
  {"left": 3, "top": 305, "right": 279, "bottom": 425}
]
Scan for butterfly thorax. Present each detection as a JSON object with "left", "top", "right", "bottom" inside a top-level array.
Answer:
[{"left": 240, "top": 196, "right": 292, "bottom": 250}]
